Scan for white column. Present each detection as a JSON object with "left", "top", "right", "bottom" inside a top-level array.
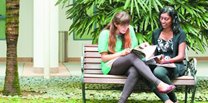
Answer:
[{"left": 33, "top": 0, "right": 59, "bottom": 79}]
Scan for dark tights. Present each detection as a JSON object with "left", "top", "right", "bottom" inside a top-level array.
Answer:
[
  {"left": 152, "top": 66, "right": 177, "bottom": 102},
  {"left": 109, "top": 53, "right": 162, "bottom": 103}
]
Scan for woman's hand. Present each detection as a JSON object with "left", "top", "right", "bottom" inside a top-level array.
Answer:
[
  {"left": 155, "top": 55, "right": 165, "bottom": 64},
  {"left": 139, "top": 42, "right": 150, "bottom": 49},
  {"left": 155, "top": 55, "right": 174, "bottom": 64},
  {"left": 100, "top": 48, "right": 131, "bottom": 62},
  {"left": 120, "top": 48, "right": 131, "bottom": 56}
]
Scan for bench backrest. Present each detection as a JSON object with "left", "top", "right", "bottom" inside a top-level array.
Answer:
[
  {"left": 82, "top": 44, "right": 102, "bottom": 74},
  {"left": 82, "top": 44, "right": 191, "bottom": 75},
  {"left": 82, "top": 44, "right": 197, "bottom": 85}
]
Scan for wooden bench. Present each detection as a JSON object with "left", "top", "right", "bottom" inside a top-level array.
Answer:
[{"left": 81, "top": 44, "right": 197, "bottom": 103}]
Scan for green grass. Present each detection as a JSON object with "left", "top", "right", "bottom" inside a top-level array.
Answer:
[
  {"left": 0, "top": 76, "right": 208, "bottom": 103},
  {"left": 0, "top": 98, "right": 207, "bottom": 103}
]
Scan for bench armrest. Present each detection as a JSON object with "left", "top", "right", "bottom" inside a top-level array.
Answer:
[
  {"left": 187, "top": 58, "right": 197, "bottom": 77},
  {"left": 81, "top": 56, "right": 84, "bottom": 73}
]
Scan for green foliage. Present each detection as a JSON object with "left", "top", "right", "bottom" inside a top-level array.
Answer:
[
  {"left": 57, "top": 0, "right": 208, "bottom": 53},
  {"left": 0, "top": 0, "right": 6, "bottom": 40}
]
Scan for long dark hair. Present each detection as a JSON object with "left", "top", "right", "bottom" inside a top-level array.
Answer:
[
  {"left": 105, "top": 11, "right": 131, "bottom": 53},
  {"left": 159, "top": 6, "right": 180, "bottom": 33}
]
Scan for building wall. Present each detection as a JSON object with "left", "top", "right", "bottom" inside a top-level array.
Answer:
[
  {"left": 0, "top": 0, "right": 33, "bottom": 58},
  {"left": 58, "top": 1, "right": 92, "bottom": 58}
]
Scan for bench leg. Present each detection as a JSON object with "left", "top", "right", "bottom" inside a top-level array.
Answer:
[
  {"left": 82, "top": 82, "right": 86, "bottom": 103},
  {"left": 184, "top": 86, "right": 188, "bottom": 103},
  {"left": 191, "top": 86, "right": 197, "bottom": 103}
]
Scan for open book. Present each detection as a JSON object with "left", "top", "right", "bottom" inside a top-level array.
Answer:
[
  {"left": 131, "top": 45, "right": 176, "bottom": 68},
  {"left": 131, "top": 45, "right": 157, "bottom": 61}
]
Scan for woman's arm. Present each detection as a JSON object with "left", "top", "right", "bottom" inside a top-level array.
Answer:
[
  {"left": 170, "top": 42, "right": 186, "bottom": 62},
  {"left": 100, "top": 49, "right": 131, "bottom": 62},
  {"left": 157, "top": 42, "right": 186, "bottom": 64}
]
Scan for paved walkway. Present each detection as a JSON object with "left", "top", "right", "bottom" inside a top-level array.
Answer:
[{"left": 0, "top": 60, "right": 207, "bottom": 77}]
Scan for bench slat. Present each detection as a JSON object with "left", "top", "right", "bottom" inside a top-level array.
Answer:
[
  {"left": 84, "top": 58, "right": 101, "bottom": 63},
  {"left": 85, "top": 47, "right": 98, "bottom": 52},
  {"left": 173, "top": 80, "right": 196, "bottom": 85},
  {"left": 84, "top": 78, "right": 195, "bottom": 85},
  {"left": 175, "top": 76, "right": 194, "bottom": 80},
  {"left": 84, "top": 64, "right": 100, "bottom": 70},
  {"left": 84, "top": 61, "right": 100, "bottom": 64},
  {"left": 85, "top": 51, "right": 100, "bottom": 54},
  {"left": 84, "top": 78, "right": 126, "bottom": 84},
  {"left": 84, "top": 44, "right": 98, "bottom": 47},
  {"left": 84, "top": 74, "right": 194, "bottom": 80},
  {"left": 84, "top": 70, "right": 102, "bottom": 74},
  {"left": 85, "top": 53, "right": 100, "bottom": 58},
  {"left": 84, "top": 74, "right": 127, "bottom": 79}
]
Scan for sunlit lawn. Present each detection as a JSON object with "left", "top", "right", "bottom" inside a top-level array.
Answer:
[
  {"left": 0, "top": 76, "right": 208, "bottom": 103},
  {"left": 0, "top": 98, "right": 194, "bottom": 103},
  {"left": 0, "top": 98, "right": 207, "bottom": 103},
  {"left": 0, "top": 98, "right": 159, "bottom": 103}
]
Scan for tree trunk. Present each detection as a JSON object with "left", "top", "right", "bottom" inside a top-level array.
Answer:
[{"left": 3, "top": 0, "right": 21, "bottom": 96}]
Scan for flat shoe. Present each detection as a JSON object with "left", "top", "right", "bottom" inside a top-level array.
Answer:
[{"left": 158, "top": 85, "right": 175, "bottom": 93}]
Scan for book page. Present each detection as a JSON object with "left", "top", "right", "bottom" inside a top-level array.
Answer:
[
  {"left": 145, "top": 54, "right": 162, "bottom": 61},
  {"left": 155, "top": 63, "right": 176, "bottom": 68},
  {"left": 133, "top": 45, "right": 157, "bottom": 60},
  {"left": 132, "top": 45, "right": 176, "bottom": 68}
]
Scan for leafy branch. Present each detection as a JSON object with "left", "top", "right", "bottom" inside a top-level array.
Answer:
[{"left": 57, "top": 0, "right": 208, "bottom": 53}]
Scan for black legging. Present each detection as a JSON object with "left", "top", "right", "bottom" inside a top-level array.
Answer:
[
  {"left": 109, "top": 53, "right": 162, "bottom": 102},
  {"left": 115, "top": 66, "right": 140, "bottom": 103}
]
